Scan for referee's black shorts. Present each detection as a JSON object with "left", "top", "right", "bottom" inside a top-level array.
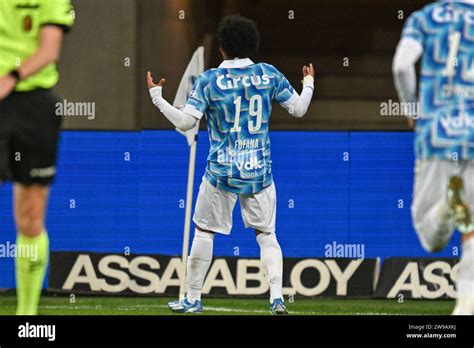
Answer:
[{"left": 0, "top": 88, "right": 62, "bottom": 186}]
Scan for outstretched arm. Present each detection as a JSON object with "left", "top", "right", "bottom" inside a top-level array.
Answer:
[
  {"left": 280, "top": 63, "right": 315, "bottom": 118},
  {"left": 147, "top": 71, "right": 199, "bottom": 131},
  {"left": 392, "top": 38, "right": 423, "bottom": 128}
]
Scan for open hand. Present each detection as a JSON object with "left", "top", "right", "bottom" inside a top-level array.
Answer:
[
  {"left": 302, "top": 63, "right": 315, "bottom": 81},
  {"left": 146, "top": 71, "right": 166, "bottom": 90}
]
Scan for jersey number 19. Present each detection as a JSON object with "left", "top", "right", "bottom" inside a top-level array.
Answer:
[{"left": 230, "top": 95, "right": 263, "bottom": 133}]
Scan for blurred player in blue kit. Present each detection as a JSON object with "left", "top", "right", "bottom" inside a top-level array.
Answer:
[
  {"left": 147, "top": 15, "right": 314, "bottom": 314},
  {"left": 393, "top": 0, "right": 474, "bottom": 314}
]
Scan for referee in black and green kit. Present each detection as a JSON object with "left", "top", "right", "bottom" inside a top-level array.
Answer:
[{"left": 0, "top": 0, "right": 74, "bottom": 315}]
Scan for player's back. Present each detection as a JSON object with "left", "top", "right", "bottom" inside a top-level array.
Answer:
[
  {"left": 403, "top": 1, "right": 474, "bottom": 159},
  {"left": 193, "top": 61, "right": 294, "bottom": 194}
]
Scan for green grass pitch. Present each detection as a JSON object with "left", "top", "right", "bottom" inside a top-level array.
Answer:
[{"left": 0, "top": 294, "right": 455, "bottom": 315}]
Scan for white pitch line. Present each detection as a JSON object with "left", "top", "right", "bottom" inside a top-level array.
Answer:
[
  {"left": 40, "top": 305, "right": 104, "bottom": 310},
  {"left": 38, "top": 304, "right": 419, "bottom": 316},
  {"left": 188, "top": 305, "right": 269, "bottom": 314}
]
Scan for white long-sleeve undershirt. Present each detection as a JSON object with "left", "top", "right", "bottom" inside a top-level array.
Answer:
[
  {"left": 149, "top": 74, "right": 314, "bottom": 130},
  {"left": 392, "top": 38, "right": 424, "bottom": 116},
  {"left": 281, "top": 75, "right": 315, "bottom": 117},
  {"left": 149, "top": 86, "right": 198, "bottom": 131}
]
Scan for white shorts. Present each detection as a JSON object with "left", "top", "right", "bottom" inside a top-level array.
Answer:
[
  {"left": 412, "top": 159, "right": 474, "bottom": 225},
  {"left": 193, "top": 179, "right": 277, "bottom": 235}
]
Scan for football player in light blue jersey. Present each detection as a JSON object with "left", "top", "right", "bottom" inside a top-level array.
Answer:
[
  {"left": 147, "top": 15, "right": 314, "bottom": 314},
  {"left": 393, "top": 0, "right": 474, "bottom": 314}
]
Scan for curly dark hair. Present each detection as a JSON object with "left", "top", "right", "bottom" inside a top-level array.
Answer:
[{"left": 217, "top": 15, "right": 259, "bottom": 59}]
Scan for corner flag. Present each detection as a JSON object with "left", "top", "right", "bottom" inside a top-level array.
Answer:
[
  {"left": 173, "top": 47, "right": 205, "bottom": 299},
  {"left": 173, "top": 46, "right": 204, "bottom": 145}
]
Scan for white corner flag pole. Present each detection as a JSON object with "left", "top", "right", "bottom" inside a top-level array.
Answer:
[{"left": 173, "top": 47, "right": 205, "bottom": 300}]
